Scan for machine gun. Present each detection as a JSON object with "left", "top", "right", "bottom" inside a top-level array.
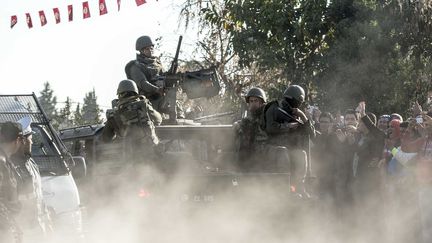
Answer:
[{"left": 161, "top": 36, "right": 221, "bottom": 123}]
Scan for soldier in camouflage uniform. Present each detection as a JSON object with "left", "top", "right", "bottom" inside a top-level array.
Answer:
[
  {"left": 11, "top": 117, "right": 52, "bottom": 239},
  {"left": 234, "top": 88, "right": 291, "bottom": 172},
  {"left": 235, "top": 88, "right": 267, "bottom": 168},
  {"left": 263, "top": 85, "right": 315, "bottom": 193},
  {"left": 125, "top": 36, "right": 169, "bottom": 115},
  {"left": 102, "top": 80, "right": 162, "bottom": 163},
  {"left": 0, "top": 122, "right": 23, "bottom": 243}
]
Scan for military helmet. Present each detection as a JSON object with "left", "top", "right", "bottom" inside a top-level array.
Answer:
[
  {"left": 135, "top": 35, "right": 154, "bottom": 51},
  {"left": 117, "top": 79, "right": 138, "bottom": 95},
  {"left": 245, "top": 87, "right": 267, "bottom": 103},
  {"left": 283, "top": 85, "right": 305, "bottom": 103}
]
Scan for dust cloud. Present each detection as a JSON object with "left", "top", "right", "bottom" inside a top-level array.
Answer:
[{"left": 48, "top": 157, "right": 422, "bottom": 243}]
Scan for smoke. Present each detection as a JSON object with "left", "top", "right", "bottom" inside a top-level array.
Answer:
[
  {"left": 28, "top": 143, "right": 424, "bottom": 243},
  {"left": 71, "top": 160, "right": 314, "bottom": 243}
]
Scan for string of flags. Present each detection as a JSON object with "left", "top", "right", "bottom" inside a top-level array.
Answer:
[{"left": 10, "top": 0, "right": 150, "bottom": 29}]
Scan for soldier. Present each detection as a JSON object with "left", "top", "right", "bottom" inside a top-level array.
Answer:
[
  {"left": 263, "top": 84, "right": 315, "bottom": 194},
  {"left": 125, "top": 36, "right": 168, "bottom": 114},
  {"left": 101, "top": 80, "right": 162, "bottom": 163},
  {"left": 235, "top": 88, "right": 268, "bottom": 167},
  {"left": 234, "top": 87, "right": 291, "bottom": 173},
  {"left": 11, "top": 117, "right": 52, "bottom": 239},
  {"left": 0, "top": 122, "right": 23, "bottom": 243}
]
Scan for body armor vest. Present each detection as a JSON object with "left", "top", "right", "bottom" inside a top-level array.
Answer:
[{"left": 112, "top": 96, "right": 158, "bottom": 145}]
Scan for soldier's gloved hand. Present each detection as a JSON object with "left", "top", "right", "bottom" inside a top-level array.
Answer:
[{"left": 292, "top": 108, "right": 308, "bottom": 123}]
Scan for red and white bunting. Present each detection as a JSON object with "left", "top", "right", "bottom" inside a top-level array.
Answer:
[
  {"left": 10, "top": 15, "right": 17, "bottom": 29},
  {"left": 135, "top": 0, "right": 146, "bottom": 6},
  {"left": 25, "top": 13, "right": 33, "bottom": 28},
  {"left": 53, "top": 8, "right": 61, "bottom": 24},
  {"left": 10, "top": 0, "right": 155, "bottom": 29},
  {"left": 39, "top": 10, "right": 47, "bottom": 26},
  {"left": 68, "top": 5, "right": 73, "bottom": 22},
  {"left": 83, "top": 2, "right": 91, "bottom": 19},
  {"left": 99, "top": 0, "right": 108, "bottom": 15}
]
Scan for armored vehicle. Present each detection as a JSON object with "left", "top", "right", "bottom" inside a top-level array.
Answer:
[{"left": 59, "top": 122, "right": 296, "bottom": 206}]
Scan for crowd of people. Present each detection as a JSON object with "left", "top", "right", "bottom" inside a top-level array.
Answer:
[
  {"left": 296, "top": 101, "right": 432, "bottom": 242},
  {"left": 234, "top": 84, "right": 432, "bottom": 243}
]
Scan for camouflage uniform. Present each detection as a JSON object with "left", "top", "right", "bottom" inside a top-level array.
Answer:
[
  {"left": 102, "top": 94, "right": 162, "bottom": 162},
  {"left": 263, "top": 86, "right": 315, "bottom": 191},
  {"left": 125, "top": 55, "right": 165, "bottom": 102},
  {"left": 11, "top": 155, "right": 52, "bottom": 237},
  {"left": 235, "top": 87, "right": 291, "bottom": 172},
  {"left": 0, "top": 149, "right": 22, "bottom": 243},
  {"left": 235, "top": 106, "right": 266, "bottom": 168},
  {"left": 125, "top": 34, "right": 168, "bottom": 115},
  {"left": 125, "top": 36, "right": 183, "bottom": 119}
]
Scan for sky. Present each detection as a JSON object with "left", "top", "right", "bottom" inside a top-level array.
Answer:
[{"left": 0, "top": 0, "right": 200, "bottom": 111}]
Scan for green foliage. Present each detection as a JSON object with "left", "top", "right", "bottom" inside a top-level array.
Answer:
[
  {"left": 81, "top": 89, "right": 102, "bottom": 125},
  {"left": 38, "top": 82, "right": 58, "bottom": 119},
  {"left": 181, "top": 0, "right": 432, "bottom": 116},
  {"left": 58, "top": 97, "right": 74, "bottom": 129},
  {"left": 74, "top": 104, "right": 84, "bottom": 126},
  {"left": 38, "top": 83, "right": 103, "bottom": 128}
]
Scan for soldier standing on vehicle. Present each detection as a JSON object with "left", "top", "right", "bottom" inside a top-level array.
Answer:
[
  {"left": 101, "top": 80, "right": 162, "bottom": 163},
  {"left": 125, "top": 36, "right": 168, "bottom": 113},
  {"left": 11, "top": 117, "right": 52, "bottom": 239},
  {"left": 0, "top": 122, "right": 23, "bottom": 243},
  {"left": 263, "top": 85, "right": 315, "bottom": 194},
  {"left": 235, "top": 88, "right": 268, "bottom": 168}
]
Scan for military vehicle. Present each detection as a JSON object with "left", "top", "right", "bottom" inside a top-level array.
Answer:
[
  {"left": 58, "top": 36, "right": 309, "bottom": 216},
  {"left": 59, "top": 122, "right": 296, "bottom": 206},
  {"left": 0, "top": 94, "right": 86, "bottom": 239}
]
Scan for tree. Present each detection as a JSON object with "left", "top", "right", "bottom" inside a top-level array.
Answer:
[
  {"left": 58, "top": 97, "right": 74, "bottom": 129},
  {"left": 74, "top": 104, "right": 84, "bottom": 126},
  {"left": 38, "top": 81, "right": 58, "bottom": 119},
  {"left": 317, "top": 0, "right": 432, "bottom": 115},
  {"left": 81, "top": 89, "right": 102, "bottom": 125},
  {"left": 182, "top": 0, "right": 432, "bottom": 116}
]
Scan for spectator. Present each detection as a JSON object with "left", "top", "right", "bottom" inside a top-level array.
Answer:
[
  {"left": 378, "top": 114, "right": 391, "bottom": 132},
  {"left": 351, "top": 102, "right": 387, "bottom": 242}
]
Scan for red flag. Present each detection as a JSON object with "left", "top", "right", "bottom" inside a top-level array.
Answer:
[
  {"left": 117, "top": 0, "right": 121, "bottom": 11},
  {"left": 135, "top": 0, "right": 146, "bottom": 6},
  {"left": 10, "top": 15, "right": 17, "bottom": 29},
  {"left": 53, "top": 8, "right": 61, "bottom": 24},
  {"left": 99, "top": 0, "right": 108, "bottom": 15},
  {"left": 39, "top": 10, "right": 47, "bottom": 26},
  {"left": 83, "top": 2, "right": 91, "bottom": 19},
  {"left": 25, "top": 13, "right": 33, "bottom": 28},
  {"left": 68, "top": 5, "right": 73, "bottom": 22}
]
